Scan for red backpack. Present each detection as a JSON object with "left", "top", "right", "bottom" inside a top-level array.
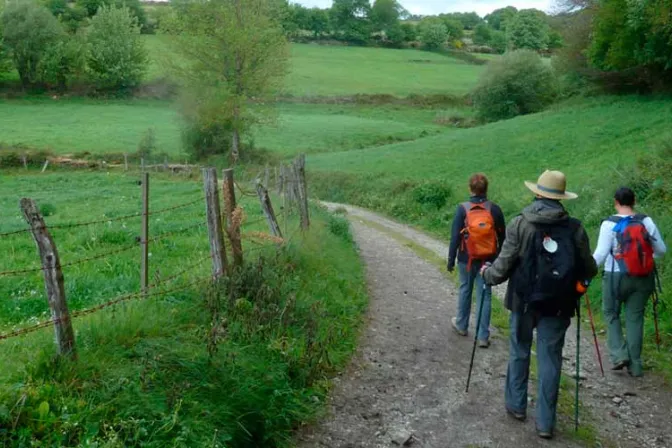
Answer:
[
  {"left": 608, "top": 214, "right": 655, "bottom": 277},
  {"left": 461, "top": 201, "right": 498, "bottom": 269}
]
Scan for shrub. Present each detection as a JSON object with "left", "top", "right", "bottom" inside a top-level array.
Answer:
[
  {"left": 1, "top": 1, "right": 66, "bottom": 88},
  {"left": 419, "top": 19, "right": 448, "bottom": 50},
  {"left": 86, "top": 4, "right": 147, "bottom": 92},
  {"left": 472, "top": 50, "right": 557, "bottom": 122},
  {"left": 137, "top": 127, "right": 156, "bottom": 161},
  {"left": 412, "top": 181, "right": 452, "bottom": 209},
  {"left": 327, "top": 214, "right": 353, "bottom": 243},
  {"left": 39, "top": 36, "right": 85, "bottom": 91}
]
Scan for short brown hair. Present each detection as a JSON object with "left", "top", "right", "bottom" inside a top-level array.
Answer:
[{"left": 469, "top": 173, "right": 489, "bottom": 196}]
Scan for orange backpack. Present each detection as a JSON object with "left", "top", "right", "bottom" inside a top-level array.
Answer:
[{"left": 461, "top": 201, "right": 498, "bottom": 268}]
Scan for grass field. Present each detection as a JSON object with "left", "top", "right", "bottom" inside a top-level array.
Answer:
[
  {"left": 0, "top": 171, "right": 368, "bottom": 446},
  {"left": 308, "top": 95, "right": 672, "bottom": 376},
  {"left": 0, "top": 100, "right": 468, "bottom": 158}
]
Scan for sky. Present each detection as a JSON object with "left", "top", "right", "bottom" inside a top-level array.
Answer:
[{"left": 294, "top": 0, "right": 555, "bottom": 17}]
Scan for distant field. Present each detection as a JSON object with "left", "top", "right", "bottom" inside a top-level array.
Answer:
[
  {"left": 0, "top": 99, "right": 182, "bottom": 156},
  {"left": 0, "top": 99, "right": 467, "bottom": 157},
  {"left": 144, "top": 36, "right": 485, "bottom": 97}
]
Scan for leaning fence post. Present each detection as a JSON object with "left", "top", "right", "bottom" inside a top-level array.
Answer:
[
  {"left": 203, "top": 168, "right": 229, "bottom": 278},
  {"left": 20, "top": 198, "right": 76, "bottom": 359},
  {"left": 294, "top": 154, "right": 310, "bottom": 230},
  {"left": 140, "top": 172, "right": 149, "bottom": 298},
  {"left": 41, "top": 160, "right": 49, "bottom": 173},
  {"left": 277, "top": 165, "right": 284, "bottom": 195},
  {"left": 256, "top": 181, "right": 283, "bottom": 239},
  {"left": 223, "top": 168, "right": 243, "bottom": 268}
]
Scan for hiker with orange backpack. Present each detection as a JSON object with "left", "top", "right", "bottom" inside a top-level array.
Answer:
[
  {"left": 447, "top": 173, "right": 506, "bottom": 348},
  {"left": 593, "top": 187, "right": 667, "bottom": 377}
]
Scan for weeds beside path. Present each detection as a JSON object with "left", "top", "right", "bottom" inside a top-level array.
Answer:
[{"left": 305, "top": 203, "right": 672, "bottom": 448}]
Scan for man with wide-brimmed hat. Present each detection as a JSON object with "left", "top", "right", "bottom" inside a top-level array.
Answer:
[{"left": 481, "top": 170, "right": 597, "bottom": 439}]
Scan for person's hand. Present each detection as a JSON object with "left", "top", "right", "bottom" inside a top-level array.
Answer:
[
  {"left": 447, "top": 264, "right": 454, "bottom": 273},
  {"left": 479, "top": 262, "right": 492, "bottom": 277}
]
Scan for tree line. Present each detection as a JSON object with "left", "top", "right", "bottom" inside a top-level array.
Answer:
[{"left": 280, "top": 1, "right": 564, "bottom": 55}]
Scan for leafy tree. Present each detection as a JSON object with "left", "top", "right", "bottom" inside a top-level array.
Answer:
[
  {"left": 331, "top": 0, "right": 371, "bottom": 44},
  {"left": 506, "top": 9, "right": 550, "bottom": 51},
  {"left": 164, "top": 0, "right": 288, "bottom": 161},
  {"left": 40, "top": 35, "right": 85, "bottom": 91},
  {"left": 307, "top": 8, "right": 330, "bottom": 37},
  {"left": 400, "top": 22, "right": 417, "bottom": 42},
  {"left": 485, "top": 6, "right": 517, "bottom": 31},
  {"left": 473, "top": 50, "right": 557, "bottom": 121},
  {"left": 441, "top": 12, "right": 482, "bottom": 30},
  {"left": 77, "top": 0, "right": 147, "bottom": 32},
  {"left": 371, "top": 0, "right": 400, "bottom": 31},
  {"left": 547, "top": 29, "right": 564, "bottom": 50},
  {"left": 473, "top": 23, "right": 492, "bottom": 45},
  {"left": 1, "top": 1, "right": 66, "bottom": 87},
  {"left": 442, "top": 18, "right": 464, "bottom": 40},
  {"left": 489, "top": 30, "right": 508, "bottom": 54},
  {"left": 419, "top": 18, "right": 447, "bottom": 50},
  {"left": 384, "top": 24, "right": 405, "bottom": 47},
  {"left": 86, "top": 4, "right": 147, "bottom": 91}
]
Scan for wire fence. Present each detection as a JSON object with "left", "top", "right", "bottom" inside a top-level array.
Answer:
[{"left": 0, "top": 158, "right": 309, "bottom": 351}]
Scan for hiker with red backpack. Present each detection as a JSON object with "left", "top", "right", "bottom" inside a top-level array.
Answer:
[
  {"left": 480, "top": 170, "right": 597, "bottom": 439},
  {"left": 593, "top": 187, "right": 667, "bottom": 377},
  {"left": 447, "top": 173, "right": 506, "bottom": 348}
]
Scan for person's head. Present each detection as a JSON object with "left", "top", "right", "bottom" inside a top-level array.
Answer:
[
  {"left": 614, "top": 187, "right": 636, "bottom": 211},
  {"left": 469, "top": 173, "right": 489, "bottom": 196},
  {"left": 524, "top": 170, "right": 577, "bottom": 201}
]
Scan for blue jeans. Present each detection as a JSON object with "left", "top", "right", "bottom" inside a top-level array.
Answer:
[
  {"left": 506, "top": 310, "right": 570, "bottom": 433},
  {"left": 455, "top": 262, "right": 492, "bottom": 341}
]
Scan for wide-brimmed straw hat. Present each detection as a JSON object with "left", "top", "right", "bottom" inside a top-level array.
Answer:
[{"left": 524, "top": 170, "right": 578, "bottom": 200}]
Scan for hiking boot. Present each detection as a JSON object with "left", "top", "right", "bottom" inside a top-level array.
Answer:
[
  {"left": 612, "top": 360, "right": 630, "bottom": 371},
  {"left": 451, "top": 318, "right": 467, "bottom": 336},
  {"left": 536, "top": 429, "right": 553, "bottom": 439},
  {"left": 478, "top": 339, "right": 490, "bottom": 348},
  {"left": 506, "top": 407, "right": 526, "bottom": 422}
]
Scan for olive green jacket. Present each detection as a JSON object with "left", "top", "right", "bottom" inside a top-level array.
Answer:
[{"left": 483, "top": 198, "right": 598, "bottom": 315}]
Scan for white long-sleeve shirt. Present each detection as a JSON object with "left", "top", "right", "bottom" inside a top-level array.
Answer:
[{"left": 593, "top": 214, "right": 667, "bottom": 272}]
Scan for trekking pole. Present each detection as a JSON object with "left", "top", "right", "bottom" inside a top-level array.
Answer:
[
  {"left": 584, "top": 291, "right": 605, "bottom": 377},
  {"left": 465, "top": 283, "right": 487, "bottom": 393},
  {"left": 653, "top": 289, "right": 661, "bottom": 351},
  {"left": 575, "top": 301, "right": 581, "bottom": 432}
]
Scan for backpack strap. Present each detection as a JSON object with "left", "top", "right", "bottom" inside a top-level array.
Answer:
[{"left": 607, "top": 215, "right": 622, "bottom": 224}]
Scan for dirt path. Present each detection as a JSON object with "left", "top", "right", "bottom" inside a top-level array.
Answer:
[{"left": 299, "top": 203, "right": 672, "bottom": 448}]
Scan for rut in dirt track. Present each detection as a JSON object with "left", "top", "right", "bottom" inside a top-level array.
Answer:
[{"left": 299, "top": 203, "right": 672, "bottom": 448}]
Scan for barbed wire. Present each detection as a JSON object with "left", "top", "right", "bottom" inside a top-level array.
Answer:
[
  {"left": 234, "top": 181, "right": 257, "bottom": 198},
  {"left": 0, "top": 275, "right": 212, "bottom": 342},
  {"left": 0, "top": 197, "right": 202, "bottom": 238},
  {"left": 149, "top": 254, "right": 211, "bottom": 287},
  {"left": 147, "top": 221, "right": 206, "bottom": 244}
]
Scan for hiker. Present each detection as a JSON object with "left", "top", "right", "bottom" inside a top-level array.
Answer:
[
  {"left": 480, "top": 170, "right": 597, "bottom": 439},
  {"left": 447, "top": 173, "right": 506, "bottom": 348},
  {"left": 593, "top": 187, "right": 667, "bottom": 377}
]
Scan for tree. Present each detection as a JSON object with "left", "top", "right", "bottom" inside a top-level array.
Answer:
[
  {"left": 371, "top": 0, "right": 400, "bottom": 31},
  {"left": 1, "top": 1, "right": 66, "bottom": 87},
  {"left": 506, "top": 9, "right": 550, "bottom": 51},
  {"left": 419, "top": 18, "right": 447, "bottom": 50},
  {"left": 165, "top": 0, "right": 288, "bottom": 161},
  {"left": 40, "top": 35, "right": 85, "bottom": 91},
  {"left": 76, "top": 0, "right": 147, "bottom": 32},
  {"left": 485, "top": 6, "right": 517, "bottom": 31},
  {"left": 442, "top": 18, "right": 464, "bottom": 40},
  {"left": 472, "top": 50, "right": 557, "bottom": 121},
  {"left": 489, "top": 30, "right": 508, "bottom": 53},
  {"left": 441, "top": 12, "right": 482, "bottom": 30},
  {"left": 473, "top": 23, "right": 492, "bottom": 45},
  {"left": 331, "top": 0, "right": 371, "bottom": 44},
  {"left": 86, "top": 5, "right": 147, "bottom": 91},
  {"left": 400, "top": 22, "right": 417, "bottom": 42},
  {"left": 307, "top": 8, "right": 330, "bottom": 37}
]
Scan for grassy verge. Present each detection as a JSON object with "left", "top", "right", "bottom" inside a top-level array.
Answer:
[{"left": 0, "top": 200, "right": 368, "bottom": 446}]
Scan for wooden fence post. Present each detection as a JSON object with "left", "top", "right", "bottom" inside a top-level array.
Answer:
[
  {"left": 264, "top": 165, "right": 270, "bottom": 188},
  {"left": 294, "top": 155, "right": 310, "bottom": 230},
  {"left": 140, "top": 172, "right": 149, "bottom": 298},
  {"left": 41, "top": 160, "right": 49, "bottom": 173},
  {"left": 20, "top": 198, "right": 76, "bottom": 358},
  {"left": 277, "top": 166, "right": 284, "bottom": 195},
  {"left": 222, "top": 168, "right": 243, "bottom": 268},
  {"left": 141, "top": 158, "right": 145, "bottom": 172},
  {"left": 203, "top": 168, "right": 229, "bottom": 278},
  {"left": 22, "top": 153, "right": 28, "bottom": 170},
  {"left": 256, "top": 181, "right": 283, "bottom": 238},
  {"left": 164, "top": 157, "right": 169, "bottom": 172},
  {"left": 124, "top": 153, "right": 129, "bottom": 171}
]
